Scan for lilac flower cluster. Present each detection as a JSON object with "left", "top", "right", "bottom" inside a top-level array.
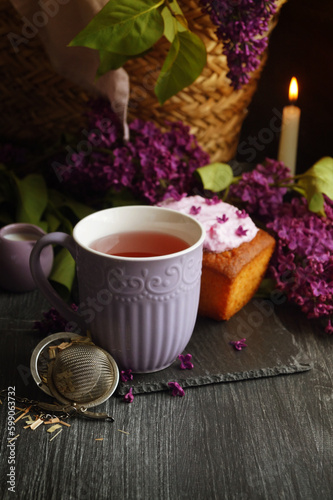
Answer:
[
  {"left": 228, "top": 158, "right": 292, "bottom": 221},
  {"left": 267, "top": 197, "right": 333, "bottom": 333},
  {"left": 227, "top": 158, "right": 333, "bottom": 333},
  {"left": 128, "top": 119, "right": 210, "bottom": 203},
  {"left": 199, "top": 0, "right": 277, "bottom": 88},
  {"left": 58, "top": 100, "right": 210, "bottom": 204}
]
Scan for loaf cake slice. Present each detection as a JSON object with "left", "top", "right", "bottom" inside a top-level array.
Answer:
[{"left": 159, "top": 195, "right": 275, "bottom": 320}]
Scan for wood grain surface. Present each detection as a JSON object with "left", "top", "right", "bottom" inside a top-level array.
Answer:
[{"left": 0, "top": 290, "right": 332, "bottom": 500}]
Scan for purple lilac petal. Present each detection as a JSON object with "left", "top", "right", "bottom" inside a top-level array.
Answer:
[
  {"left": 168, "top": 381, "right": 185, "bottom": 397},
  {"left": 120, "top": 369, "right": 134, "bottom": 383},
  {"left": 229, "top": 339, "right": 248, "bottom": 350},
  {"left": 217, "top": 214, "right": 229, "bottom": 223},
  {"left": 178, "top": 354, "right": 194, "bottom": 370},
  {"left": 236, "top": 225, "right": 248, "bottom": 236},
  {"left": 124, "top": 387, "right": 134, "bottom": 403},
  {"left": 190, "top": 206, "right": 202, "bottom": 215}
]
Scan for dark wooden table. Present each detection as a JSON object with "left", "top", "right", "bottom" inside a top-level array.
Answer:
[{"left": 0, "top": 289, "right": 332, "bottom": 500}]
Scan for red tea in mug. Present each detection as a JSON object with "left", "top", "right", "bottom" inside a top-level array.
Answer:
[{"left": 90, "top": 231, "right": 190, "bottom": 257}]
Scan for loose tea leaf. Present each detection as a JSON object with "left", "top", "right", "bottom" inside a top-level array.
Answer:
[
  {"left": 47, "top": 424, "right": 62, "bottom": 433},
  {"left": 30, "top": 418, "right": 44, "bottom": 430}
]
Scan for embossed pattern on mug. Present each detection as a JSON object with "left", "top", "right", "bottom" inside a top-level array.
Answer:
[{"left": 80, "top": 250, "right": 203, "bottom": 372}]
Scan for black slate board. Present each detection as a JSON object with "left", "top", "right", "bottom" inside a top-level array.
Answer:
[{"left": 117, "top": 298, "right": 312, "bottom": 395}]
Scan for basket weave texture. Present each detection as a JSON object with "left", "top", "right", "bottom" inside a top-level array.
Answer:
[
  {"left": 0, "top": 0, "right": 90, "bottom": 143},
  {"left": 0, "top": 0, "right": 286, "bottom": 162}
]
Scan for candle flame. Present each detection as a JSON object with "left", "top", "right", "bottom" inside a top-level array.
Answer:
[{"left": 289, "top": 77, "right": 298, "bottom": 103}]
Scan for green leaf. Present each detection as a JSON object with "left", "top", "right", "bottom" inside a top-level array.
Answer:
[
  {"left": 37, "top": 220, "right": 49, "bottom": 232},
  {"left": 168, "top": 0, "right": 188, "bottom": 30},
  {"left": 49, "top": 247, "right": 76, "bottom": 298},
  {"left": 97, "top": 50, "right": 132, "bottom": 77},
  {"left": 155, "top": 29, "right": 206, "bottom": 104},
  {"left": 161, "top": 6, "right": 177, "bottom": 43},
  {"left": 156, "top": 32, "right": 180, "bottom": 95},
  {"left": 176, "top": 18, "right": 189, "bottom": 32},
  {"left": 195, "top": 163, "right": 234, "bottom": 192},
  {"left": 296, "top": 156, "right": 333, "bottom": 214},
  {"left": 69, "top": 0, "right": 165, "bottom": 56},
  {"left": 46, "top": 200, "right": 73, "bottom": 235},
  {"left": 65, "top": 200, "right": 95, "bottom": 220},
  {"left": 49, "top": 190, "right": 94, "bottom": 220},
  {"left": 297, "top": 156, "right": 333, "bottom": 199},
  {"left": 96, "top": 48, "right": 152, "bottom": 78},
  {"left": 290, "top": 185, "right": 306, "bottom": 197},
  {"left": 44, "top": 211, "right": 61, "bottom": 233},
  {"left": 308, "top": 192, "right": 325, "bottom": 214},
  {"left": 162, "top": 0, "right": 187, "bottom": 42},
  {"left": 15, "top": 174, "right": 48, "bottom": 225}
]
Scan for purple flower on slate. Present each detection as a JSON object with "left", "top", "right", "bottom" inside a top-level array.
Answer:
[
  {"left": 178, "top": 354, "right": 194, "bottom": 370},
  {"left": 190, "top": 206, "right": 201, "bottom": 215},
  {"left": 236, "top": 209, "right": 248, "bottom": 219},
  {"left": 120, "top": 369, "right": 133, "bottom": 382},
  {"left": 124, "top": 387, "right": 134, "bottom": 403},
  {"left": 168, "top": 382, "right": 185, "bottom": 397},
  {"left": 34, "top": 305, "right": 78, "bottom": 335},
  {"left": 230, "top": 339, "right": 248, "bottom": 351},
  {"left": 236, "top": 225, "right": 248, "bottom": 237},
  {"left": 217, "top": 214, "right": 229, "bottom": 224}
]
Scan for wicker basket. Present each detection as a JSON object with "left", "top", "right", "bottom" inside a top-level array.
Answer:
[
  {"left": 0, "top": 0, "right": 286, "bottom": 162},
  {"left": 0, "top": 0, "right": 90, "bottom": 144}
]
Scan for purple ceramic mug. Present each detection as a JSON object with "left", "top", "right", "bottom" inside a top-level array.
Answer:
[{"left": 30, "top": 206, "right": 205, "bottom": 373}]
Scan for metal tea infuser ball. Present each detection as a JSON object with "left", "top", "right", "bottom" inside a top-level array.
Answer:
[{"left": 30, "top": 332, "right": 119, "bottom": 420}]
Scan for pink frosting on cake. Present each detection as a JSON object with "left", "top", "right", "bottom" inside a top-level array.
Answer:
[{"left": 159, "top": 195, "right": 258, "bottom": 253}]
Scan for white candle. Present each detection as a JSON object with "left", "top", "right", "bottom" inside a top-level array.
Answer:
[{"left": 277, "top": 77, "right": 301, "bottom": 175}]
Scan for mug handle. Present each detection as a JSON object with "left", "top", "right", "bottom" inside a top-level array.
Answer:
[{"left": 30, "top": 232, "right": 86, "bottom": 333}]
